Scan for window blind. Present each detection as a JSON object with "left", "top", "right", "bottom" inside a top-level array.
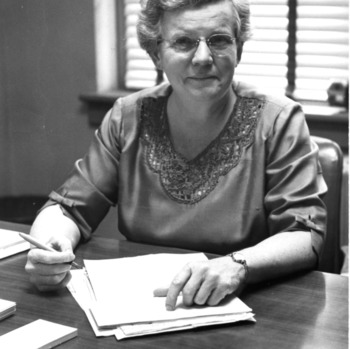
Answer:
[
  {"left": 124, "top": 0, "right": 157, "bottom": 89},
  {"left": 122, "top": 0, "right": 349, "bottom": 102},
  {"left": 123, "top": 0, "right": 290, "bottom": 93},
  {"left": 294, "top": 0, "right": 349, "bottom": 101},
  {"left": 235, "top": 0, "right": 289, "bottom": 97}
]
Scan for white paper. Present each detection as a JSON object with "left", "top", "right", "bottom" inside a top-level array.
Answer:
[
  {"left": 85, "top": 253, "right": 208, "bottom": 302},
  {"left": 0, "top": 319, "right": 77, "bottom": 349},
  {"left": 91, "top": 295, "right": 252, "bottom": 328},
  {"left": 115, "top": 312, "right": 255, "bottom": 340},
  {"left": 67, "top": 253, "right": 255, "bottom": 339},
  {"left": 0, "top": 229, "right": 30, "bottom": 259},
  {"left": 0, "top": 299, "right": 16, "bottom": 321}
]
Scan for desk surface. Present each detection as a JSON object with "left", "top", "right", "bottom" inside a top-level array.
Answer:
[{"left": 0, "top": 222, "right": 348, "bottom": 349}]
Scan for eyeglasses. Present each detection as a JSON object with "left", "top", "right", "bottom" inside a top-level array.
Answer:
[{"left": 159, "top": 34, "right": 235, "bottom": 57}]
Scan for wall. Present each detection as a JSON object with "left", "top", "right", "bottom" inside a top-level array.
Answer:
[{"left": 0, "top": 0, "right": 96, "bottom": 197}]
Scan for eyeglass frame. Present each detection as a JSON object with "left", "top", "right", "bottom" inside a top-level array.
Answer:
[{"left": 157, "top": 33, "right": 236, "bottom": 57}]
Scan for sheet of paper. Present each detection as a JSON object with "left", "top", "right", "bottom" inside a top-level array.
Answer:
[
  {"left": 0, "top": 229, "right": 30, "bottom": 259},
  {"left": 68, "top": 270, "right": 118, "bottom": 337},
  {"left": 85, "top": 253, "right": 208, "bottom": 302},
  {"left": 115, "top": 312, "right": 256, "bottom": 340},
  {"left": 85, "top": 253, "right": 252, "bottom": 328},
  {"left": 0, "top": 319, "right": 77, "bottom": 349},
  {"left": 0, "top": 299, "right": 16, "bottom": 321},
  {"left": 91, "top": 295, "right": 252, "bottom": 328},
  {"left": 67, "top": 253, "right": 255, "bottom": 340}
]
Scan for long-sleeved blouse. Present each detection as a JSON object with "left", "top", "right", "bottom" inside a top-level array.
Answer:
[{"left": 47, "top": 81, "right": 327, "bottom": 256}]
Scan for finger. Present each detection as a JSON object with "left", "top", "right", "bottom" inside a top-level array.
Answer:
[
  {"left": 191, "top": 279, "right": 215, "bottom": 305},
  {"left": 166, "top": 265, "right": 192, "bottom": 311},
  {"left": 153, "top": 288, "right": 168, "bottom": 297},
  {"left": 181, "top": 273, "right": 204, "bottom": 306},
  {"left": 204, "top": 286, "right": 230, "bottom": 306},
  {"left": 29, "top": 248, "right": 75, "bottom": 265},
  {"left": 30, "top": 271, "right": 72, "bottom": 292},
  {"left": 25, "top": 259, "right": 72, "bottom": 276}
]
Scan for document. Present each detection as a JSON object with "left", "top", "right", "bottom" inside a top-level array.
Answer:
[
  {"left": 67, "top": 253, "right": 255, "bottom": 340},
  {"left": 0, "top": 229, "right": 30, "bottom": 259},
  {"left": 0, "top": 319, "right": 77, "bottom": 349},
  {"left": 0, "top": 298, "right": 16, "bottom": 321}
]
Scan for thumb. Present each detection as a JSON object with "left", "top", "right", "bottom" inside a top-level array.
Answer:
[{"left": 48, "top": 236, "right": 75, "bottom": 256}]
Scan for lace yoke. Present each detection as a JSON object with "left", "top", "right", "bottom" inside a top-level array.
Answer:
[{"left": 140, "top": 96, "right": 264, "bottom": 204}]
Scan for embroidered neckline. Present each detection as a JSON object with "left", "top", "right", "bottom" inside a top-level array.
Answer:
[{"left": 140, "top": 95, "right": 264, "bottom": 204}]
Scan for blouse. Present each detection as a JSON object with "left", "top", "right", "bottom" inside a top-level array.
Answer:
[{"left": 46, "top": 81, "right": 327, "bottom": 257}]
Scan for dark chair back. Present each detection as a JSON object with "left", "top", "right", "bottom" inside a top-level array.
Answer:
[{"left": 312, "top": 136, "right": 344, "bottom": 273}]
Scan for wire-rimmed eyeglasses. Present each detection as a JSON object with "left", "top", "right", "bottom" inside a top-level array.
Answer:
[{"left": 158, "top": 34, "right": 235, "bottom": 57}]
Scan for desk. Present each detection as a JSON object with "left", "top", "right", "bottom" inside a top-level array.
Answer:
[{"left": 0, "top": 222, "right": 348, "bottom": 349}]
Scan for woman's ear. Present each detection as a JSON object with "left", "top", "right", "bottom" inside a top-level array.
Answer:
[
  {"left": 149, "top": 50, "right": 163, "bottom": 70},
  {"left": 236, "top": 41, "right": 244, "bottom": 66}
]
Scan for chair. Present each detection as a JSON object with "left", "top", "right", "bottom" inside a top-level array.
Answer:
[{"left": 311, "top": 136, "right": 344, "bottom": 274}]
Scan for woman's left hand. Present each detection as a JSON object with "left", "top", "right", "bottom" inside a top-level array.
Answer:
[{"left": 154, "top": 256, "right": 246, "bottom": 310}]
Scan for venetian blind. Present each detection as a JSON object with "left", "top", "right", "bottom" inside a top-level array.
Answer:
[
  {"left": 123, "top": 0, "right": 290, "bottom": 92},
  {"left": 122, "top": 0, "right": 349, "bottom": 102},
  {"left": 294, "top": 0, "right": 349, "bottom": 101},
  {"left": 124, "top": 0, "right": 156, "bottom": 89},
  {"left": 235, "top": 0, "right": 289, "bottom": 97}
]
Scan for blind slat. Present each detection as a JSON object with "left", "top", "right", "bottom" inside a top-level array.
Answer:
[
  {"left": 296, "top": 43, "right": 348, "bottom": 56},
  {"left": 298, "top": 6, "right": 349, "bottom": 19},
  {"left": 297, "top": 18, "right": 348, "bottom": 31}
]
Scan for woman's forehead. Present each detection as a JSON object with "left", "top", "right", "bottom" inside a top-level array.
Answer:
[{"left": 160, "top": 1, "right": 236, "bottom": 36}]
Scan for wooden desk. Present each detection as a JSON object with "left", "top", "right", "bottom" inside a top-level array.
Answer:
[{"left": 0, "top": 222, "right": 348, "bottom": 348}]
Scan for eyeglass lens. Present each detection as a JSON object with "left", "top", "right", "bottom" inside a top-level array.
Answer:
[{"left": 168, "top": 34, "right": 234, "bottom": 56}]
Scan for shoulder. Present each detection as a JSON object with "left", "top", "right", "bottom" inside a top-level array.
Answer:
[
  {"left": 114, "top": 83, "right": 171, "bottom": 110},
  {"left": 233, "top": 80, "right": 305, "bottom": 136},
  {"left": 101, "top": 83, "right": 171, "bottom": 149},
  {"left": 233, "top": 80, "right": 300, "bottom": 112}
]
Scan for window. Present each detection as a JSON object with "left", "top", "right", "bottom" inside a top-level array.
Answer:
[
  {"left": 294, "top": 0, "right": 349, "bottom": 102},
  {"left": 115, "top": 0, "right": 349, "bottom": 103}
]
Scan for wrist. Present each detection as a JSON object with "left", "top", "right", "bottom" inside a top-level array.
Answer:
[{"left": 227, "top": 252, "right": 249, "bottom": 284}]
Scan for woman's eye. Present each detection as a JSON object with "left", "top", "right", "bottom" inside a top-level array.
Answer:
[
  {"left": 210, "top": 35, "right": 232, "bottom": 48},
  {"left": 173, "top": 37, "right": 195, "bottom": 50}
]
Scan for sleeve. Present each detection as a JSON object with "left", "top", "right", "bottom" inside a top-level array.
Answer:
[
  {"left": 264, "top": 101, "right": 328, "bottom": 259},
  {"left": 43, "top": 99, "right": 125, "bottom": 240}
]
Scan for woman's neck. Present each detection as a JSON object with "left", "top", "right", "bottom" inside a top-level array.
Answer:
[
  {"left": 166, "top": 88, "right": 237, "bottom": 160},
  {"left": 168, "top": 88, "right": 236, "bottom": 125}
]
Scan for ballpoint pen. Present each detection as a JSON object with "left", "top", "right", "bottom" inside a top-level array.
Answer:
[
  {"left": 19, "top": 233, "right": 83, "bottom": 269},
  {"left": 19, "top": 233, "right": 97, "bottom": 300}
]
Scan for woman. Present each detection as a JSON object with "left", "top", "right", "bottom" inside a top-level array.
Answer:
[{"left": 25, "top": 0, "right": 327, "bottom": 311}]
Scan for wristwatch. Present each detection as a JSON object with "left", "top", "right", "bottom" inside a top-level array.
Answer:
[{"left": 228, "top": 252, "right": 249, "bottom": 283}]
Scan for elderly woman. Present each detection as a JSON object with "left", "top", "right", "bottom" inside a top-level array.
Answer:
[{"left": 25, "top": 0, "right": 326, "bottom": 311}]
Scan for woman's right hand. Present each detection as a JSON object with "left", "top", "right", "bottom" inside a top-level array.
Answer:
[
  {"left": 24, "top": 204, "right": 81, "bottom": 291},
  {"left": 25, "top": 234, "right": 76, "bottom": 291}
]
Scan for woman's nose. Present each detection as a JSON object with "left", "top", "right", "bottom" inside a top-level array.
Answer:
[{"left": 192, "top": 40, "right": 213, "bottom": 65}]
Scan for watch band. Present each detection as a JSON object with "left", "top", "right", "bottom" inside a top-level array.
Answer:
[{"left": 227, "top": 252, "right": 249, "bottom": 283}]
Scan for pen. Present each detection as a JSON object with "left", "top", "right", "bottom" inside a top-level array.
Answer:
[
  {"left": 19, "top": 232, "right": 97, "bottom": 301},
  {"left": 19, "top": 233, "right": 83, "bottom": 270}
]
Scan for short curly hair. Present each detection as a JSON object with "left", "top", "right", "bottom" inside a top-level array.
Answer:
[{"left": 137, "top": 0, "right": 251, "bottom": 56}]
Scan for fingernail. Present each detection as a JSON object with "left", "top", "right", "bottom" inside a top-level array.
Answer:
[{"left": 166, "top": 304, "right": 174, "bottom": 311}]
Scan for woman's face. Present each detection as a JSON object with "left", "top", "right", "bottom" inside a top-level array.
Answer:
[{"left": 152, "top": 0, "right": 240, "bottom": 103}]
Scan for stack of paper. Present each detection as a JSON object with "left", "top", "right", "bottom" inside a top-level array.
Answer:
[
  {"left": 0, "top": 299, "right": 16, "bottom": 321},
  {"left": 0, "top": 229, "right": 30, "bottom": 259},
  {"left": 67, "top": 253, "right": 255, "bottom": 340},
  {"left": 0, "top": 319, "right": 77, "bottom": 348}
]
